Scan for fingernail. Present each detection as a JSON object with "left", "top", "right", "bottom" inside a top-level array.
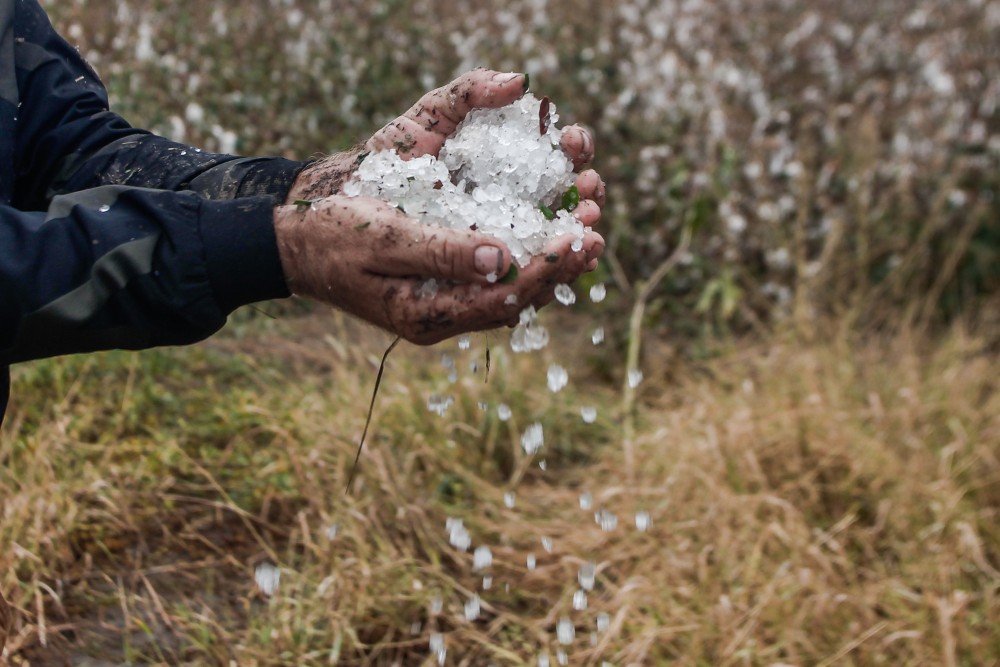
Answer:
[{"left": 475, "top": 246, "right": 503, "bottom": 275}]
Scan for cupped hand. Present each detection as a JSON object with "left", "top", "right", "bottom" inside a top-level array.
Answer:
[{"left": 274, "top": 196, "right": 604, "bottom": 345}]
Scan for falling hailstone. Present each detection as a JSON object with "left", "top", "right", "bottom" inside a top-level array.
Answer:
[
  {"left": 504, "top": 491, "right": 516, "bottom": 508},
  {"left": 427, "top": 394, "right": 454, "bottom": 416},
  {"left": 497, "top": 403, "right": 512, "bottom": 421},
  {"left": 473, "top": 545, "right": 493, "bottom": 571},
  {"left": 527, "top": 553, "right": 537, "bottom": 571},
  {"left": 411, "top": 621, "right": 422, "bottom": 635},
  {"left": 589, "top": 283, "right": 607, "bottom": 303},
  {"left": 595, "top": 509, "right": 618, "bottom": 532},
  {"left": 635, "top": 511, "right": 651, "bottom": 532},
  {"left": 554, "top": 283, "right": 576, "bottom": 306},
  {"left": 579, "top": 492, "right": 593, "bottom": 511},
  {"left": 557, "top": 617, "right": 576, "bottom": 645},
  {"left": 431, "top": 596, "right": 444, "bottom": 615},
  {"left": 578, "top": 562, "right": 596, "bottom": 591},
  {"left": 557, "top": 649, "right": 569, "bottom": 665},
  {"left": 547, "top": 364, "right": 568, "bottom": 392},
  {"left": 538, "top": 653, "right": 550, "bottom": 667},
  {"left": 541, "top": 536, "right": 553, "bottom": 553},
  {"left": 464, "top": 594, "right": 481, "bottom": 622},
  {"left": 597, "top": 612, "right": 610, "bottom": 633},
  {"left": 458, "top": 335, "right": 471, "bottom": 350},
  {"left": 483, "top": 575, "right": 493, "bottom": 590},
  {"left": 580, "top": 406, "right": 597, "bottom": 423},
  {"left": 254, "top": 562, "right": 280, "bottom": 596},
  {"left": 521, "top": 422, "right": 544, "bottom": 455},
  {"left": 325, "top": 523, "right": 339, "bottom": 541},
  {"left": 573, "top": 589, "right": 588, "bottom": 610},
  {"left": 591, "top": 326, "right": 605, "bottom": 345},
  {"left": 511, "top": 306, "right": 550, "bottom": 352},
  {"left": 627, "top": 369, "right": 644, "bottom": 389},
  {"left": 447, "top": 518, "right": 472, "bottom": 552}
]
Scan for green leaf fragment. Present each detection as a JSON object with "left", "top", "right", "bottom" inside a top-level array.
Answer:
[
  {"left": 561, "top": 185, "right": 580, "bottom": 212},
  {"left": 539, "top": 203, "right": 555, "bottom": 220},
  {"left": 498, "top": 263, "right": 519, "bottom": 284},
  {"left": 354, "top": 222, "right": 371, "bottom": 231}
]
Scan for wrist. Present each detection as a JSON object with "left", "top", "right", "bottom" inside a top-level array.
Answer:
[{"left": 284, "top": 146, "right": 367, "bottom": 204}]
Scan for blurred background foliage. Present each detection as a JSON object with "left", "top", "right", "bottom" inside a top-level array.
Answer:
[{"left": 48, "top": 0, "right": 1000, "bottom": 340}]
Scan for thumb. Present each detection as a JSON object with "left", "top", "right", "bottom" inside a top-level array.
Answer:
[{"left": 374, "top": 212, "right": 513, "bottom": 284}]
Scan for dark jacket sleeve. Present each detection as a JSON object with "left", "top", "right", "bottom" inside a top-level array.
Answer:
[{"left": 1, "top": 1, "right": 310, "bottom": 419}]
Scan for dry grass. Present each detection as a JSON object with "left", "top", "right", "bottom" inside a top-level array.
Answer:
[{"left": 2, "top": 310, "right": 999, "bottom": 665}]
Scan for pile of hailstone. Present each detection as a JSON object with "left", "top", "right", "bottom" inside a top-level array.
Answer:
[{"left": 342, "top": 94, "right": 584, "bottom": 268}]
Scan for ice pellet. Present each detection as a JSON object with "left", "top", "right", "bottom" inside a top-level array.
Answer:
[
  {"left": 580, "top": 406, "right": 597, "bottom": 423},
  {"left": 447, "top": 518, "right": 471, "bottom": 551},
  {"left": 635, "top": 511, "right": 651, "bottom": 532},
  {"left": 590, "top": 283, "right": 607, "bottom": 303},
  {"left": 483, "top": 575, "right": 493, "bottom": 590},
  {"left": 627, "top": 369, "right": 644, "bottom": 389},
  {"left": 464, "top": 594, "right": 481, "bottom": 621},
  {"left": 504, "top": 293, "right": 519, "bottom": 306},
  {"left": 557, "top": 617, "right": 575, "bottom": 645},
  {"left": 430, "top": 632, "right": 444, "bottom": 652},
  {"left": 521, "top": 422, "right": 544, "bottom": 455},
  {"left": 473, "top": 545, "right": 493, "bottom": 571},
  {"left": 416, "top": 278, "right": 439, "bottom": 299},
  {"left": 538, "top": 653, "right": 550, "bottom": 667},
  {"left": 458, "top": 335, "right": 471, "bottom": 350},
  {"left": 98, "top": 204, "right": 110, "bottom": 213},
  {"left": 554, "top": 283, "right": 576, "bottom": 305},
  {"left": 547, "top": 364, "right": 568, "bottom": 392},
  {"left": 427, "top": 394, "right": 453, "bottom": 416},
  {"left": 571, "top": 238, "right": 583, "bottom": 252},
  {"left": 597, "top": 612, "right": 610, "bottom": 633},
  {"left": 578, "top": 562, "right": 596, "bottom": 591},
  {"left": 573, "top": 589, "right": 588, "bottom": 610},
  {"left": 596, "top": 509, "right": 618, "bottom": 532},
  {"left": 557, "top": 649, "right": 569, "bottom": 665},
  {"left": 579, "top": 492, "right": 593, "bottom": 511},
  {"left": 504, "top": 491, "right": 516, "bottom": 509},
  {"left": 592, "top": 327, "right": 605, "bottom": 345},
  {"left": 541, "top": 536, "right": 553, "bottom": 553},
  {"left": 254, "top": 562, "right": 280, "bottom": 596},
  {"left": 527, "top": 554, "right": 537, "bottom": 571},
  {"left": 497, "top": 403, "right": 512, "bottom": 421}
]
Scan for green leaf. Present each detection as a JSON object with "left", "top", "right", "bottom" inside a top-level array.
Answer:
[
  {"left": 539, "top": 203, "right": 555, "bottom": 220},
  {"left": 561, "top": 185, "right": 580, "bottom": 212},
  {"left": 498, "top": 263, "right": 519, "bottom": 284}
]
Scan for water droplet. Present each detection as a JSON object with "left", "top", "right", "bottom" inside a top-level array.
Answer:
[
  {"left": 580, "top": 406, "right": 597, "bottom": 423},
  {"left": 554, "top": 283, "right": 576, "bottom": 305},
  {"left": 547, "top": 364, "right": 568, "bottom": 392},
  {"left": 591, "top": 326, "right": 605, "bottom": 345},
  {"left": 458, "top": 335, "right": 471, "bottom": 350},
  {"left": 627, "top": 369, "right": 644, "bottom": 389},
  {"left": 635, "top": 511, "right": 651, "bottom": 532},
  {"left": 579, "top": 492, "right": 593, "bottom": 511},
  {"left": 589, "top": 283, "right": 607, "bottom": 303},
  {"left": 504, "top": 491, "right": 516, "bottom": 508},
  {"left": 578, "top": 562, "right": 596, "bottom": 590},
  {"left": 557, "top": 617, "right": 575, "bottom": 645},
  {"left": 573, "top": 589, "right": 588, "bottom": 610},
  {"left": 497, "top": 403, "right": 512, "bottom": 421},
  {"left": 98, "top": 204, "right": 111, "bottom": 213},
  {"left": 254, "top": 562, "right": 280, "bottom": 596},
  {"left": 473, "top": 545, "right": 493, "bottom": 570}
]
